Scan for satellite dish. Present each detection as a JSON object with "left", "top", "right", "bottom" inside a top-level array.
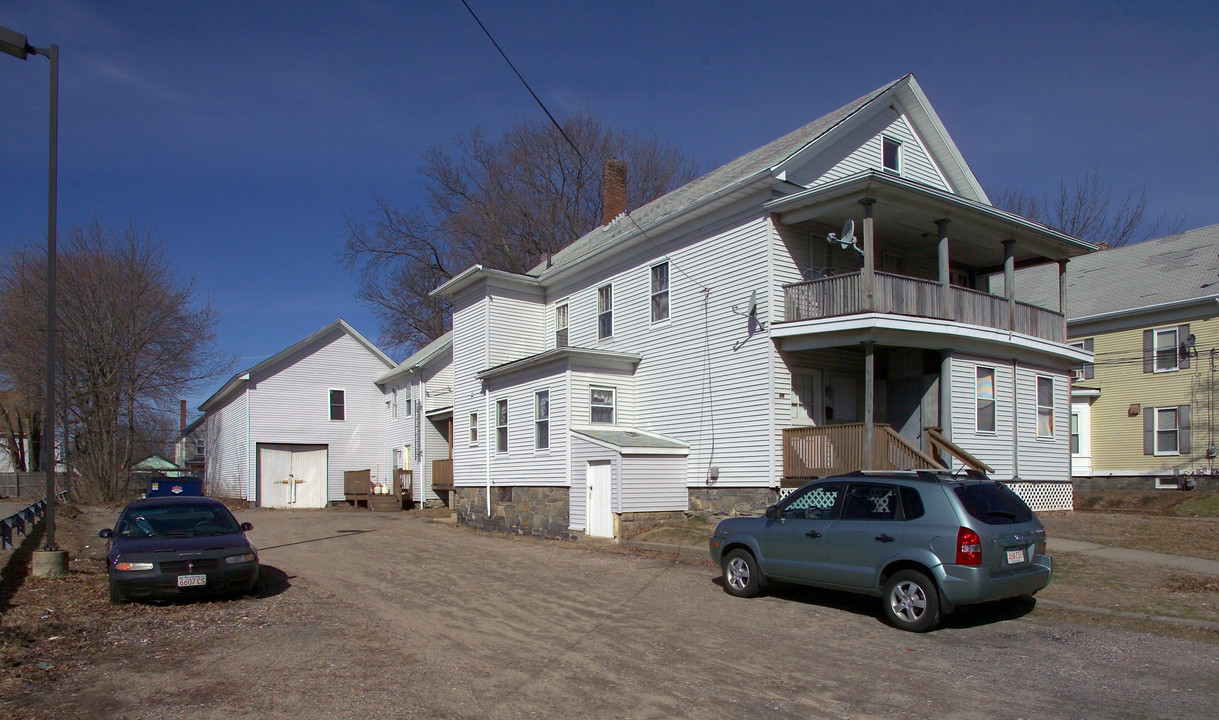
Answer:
[
  {"left": 746, "top": 289, "right": 758, "bottom": 317},
  {"left": 840, "top": 219, "right": 855, "bottom": 245}
]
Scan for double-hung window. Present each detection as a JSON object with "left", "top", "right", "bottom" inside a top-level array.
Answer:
[
  {"left": 329, "top": 389, "right": 345, "bottom": 421},
  {"left": 469, "top": 412, "right": 478, "bottom": 445},
  {"left": 535, "top": 390, "right": 550, "bottom": 450},
  {"left": 495, "top": 399, "right": 508, "bottom": 454},
  {"left": 597, "top": 284, "right": 613, "bottom": 340},
  {"left": 650, "top": 262, "right": 669, "bottom": 323},
  {"left": 195, "top": 439, "right": 205, "bottom": 458},
  {"left": 590, "top": 387, "right": 615, "bottom": 424},
  {"left": 555, "top": 302, "right": 569, "bottom": 348},
  {"left": 975, "top": 367, "right": 996, "bottom": 433},
  {"left": 882, "top": 136, "right": 901, "bottom": 174},
  {"left": 1155, "top": 327, "right": 1178, "bottom": 372},
  {"left": 391, "top": 389, "right": 399, "bottom": 421},
  {"left": 1155, "top": 407, "right": 1180, "bottom": 455},
  {"left": 1036, "top": 376, "right": 1054, "bottom": 437},
  {"left": 1070, "top": 413, "right": 1080, "bottom": 455}
]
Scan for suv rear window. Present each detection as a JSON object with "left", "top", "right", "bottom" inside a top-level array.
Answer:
[{"left": 953, "top": 483, "right": 1033, "bottom": 525}]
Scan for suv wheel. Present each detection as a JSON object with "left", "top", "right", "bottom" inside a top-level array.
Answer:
[
  {"left": 882, "top": 570, "right": 940, "bottom": 632},
  {"left": 722, "top": 548, "right": 762, "bottom": 598}
]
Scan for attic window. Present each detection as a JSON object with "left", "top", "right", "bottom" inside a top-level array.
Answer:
[{"left": 882, "top": 137, "right": 901, "bottom": 174}]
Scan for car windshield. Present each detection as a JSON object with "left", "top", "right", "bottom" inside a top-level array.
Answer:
[
  {"left": 116, "top": 503, "right": 241, "bottom": 538},
  {"left": 953, "top": 483, "right": 1034, "bottom": 525}
]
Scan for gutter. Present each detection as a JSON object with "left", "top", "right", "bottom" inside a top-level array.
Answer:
[{"left": 1070, "top": 295, "right": 1219, "bottom": 326}]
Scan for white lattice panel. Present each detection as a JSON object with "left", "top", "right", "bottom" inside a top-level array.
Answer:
[{"left": 1004, "top": 481, "right": 1073, "bottom": 512}]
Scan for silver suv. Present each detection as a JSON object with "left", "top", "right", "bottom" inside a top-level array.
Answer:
[{"left": 708, "top": 470, "right": 1052, "bottom": 631}]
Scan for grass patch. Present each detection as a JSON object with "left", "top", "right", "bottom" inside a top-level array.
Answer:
[{"left": 1173, "top": 493, "right": 1219, "bottom": 517}]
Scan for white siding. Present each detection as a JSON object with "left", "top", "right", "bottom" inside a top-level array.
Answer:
[
  {"left": 620, "top": 454, "right": 688, "bottom": 513},
  {"left": 452, "top": 285, "right": 489, "bottom": 489},
  {"left": 570, "top": 435, "right": 619, "bottom": 530},
  {"left": 383, "top": 379, "right": 413, "bottom": 488},
  {"left": 789, "top": 108, "right": 950, "bottom": 191},
  {"left": 246, "top": 328, "right": 391, "bottom": 502},
  {"left": 570, "top": 367, "right": 636, "bottom": 427},
  {"left": 486, "top": 362, "right": 569, "bottom": 486},
  {"left": 423, "top": 414, "right": 449, "bottom": 501},
  {"left": 423, "top": 351, "right": 453, "bottom": 412},
  {"left": 204, "top": 390, "right": 249, "bottom": 499},
  {"left": 1015, "top": 365, "right": 1071, "bottom": 481},
  {"left": 487, "top": 284, "right": 545, "bottom": 367},
  {"left": 950, "top": 355, "right": 1016, "bottom": 479}
]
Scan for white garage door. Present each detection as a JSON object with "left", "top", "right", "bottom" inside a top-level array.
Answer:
[{"left": 258, "top": 444, "right": 328, "bottom": 508}]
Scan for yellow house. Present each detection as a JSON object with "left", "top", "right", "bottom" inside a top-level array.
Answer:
[{"left": 1016, "top": 225, "right": 1219, "bottom": 490}]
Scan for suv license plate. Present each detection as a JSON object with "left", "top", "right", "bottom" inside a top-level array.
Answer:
[
  {"left": 177, "top": 574, "right": 207, "bottom": 588},
  {"left": 1006, "top": 548, "right": 1025, "bottom": 565}
]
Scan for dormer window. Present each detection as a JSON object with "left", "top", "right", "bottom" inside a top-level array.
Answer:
[{"left": 882, "top": 136, "right": 901, "bottom": 174}]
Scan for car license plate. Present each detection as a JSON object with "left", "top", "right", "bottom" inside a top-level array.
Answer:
[
  {"left": 177, "top": 574, "right": 207, "bottom": 588},
  {"left": 1006, "top": 548, "right": 1026, "bottom": 565}
]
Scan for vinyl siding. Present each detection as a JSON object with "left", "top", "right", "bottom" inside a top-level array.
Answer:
[
  {"left": 424, "top": 352, "right": 453, "bottom": 412},
  {"left": 487, "top": 285, "right": 545, "bottom": 367},
  {"left": 546, "top": 206, "right": 777, "bottom": 489},
  {"left": 1085, "top": 317, "right": 1218, "bottom": 474},
  {"left": 486, "top": 362, "right": 568, "bottom": 487},
  {"left": 422, "top": 413, "right": 448, "bottom": 501},
  {"left": 246, "top": 329, "right": 391, "bottom": 502},
  {"left": 950, "top": 355, "right": 1016, "bottom": 479},
  {"left": 570, "top": 435, "right": 619, "bottom": 530},
  {"left": 790, "top": 107, "right": 949, "bottom": 191},
  {"left": 570, "top": 367, "right": 635, "bottom": 427},
  {"left": 451, "top": 285, "right": 489, "bottom": 488},
  {"left": 1015, "top": 365, "right": 1071, "bottom": 481},
  {"left": 620, "top": 454, "right": 688, "bottom": 512},
  {"left": 204, "top": 390, "right": 249, "bottom": 499},
  {"left": 383, "top": 380, "right": 413, "bottom": 488}
]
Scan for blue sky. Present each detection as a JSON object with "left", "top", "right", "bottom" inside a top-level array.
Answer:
[{"left": 2, "top": 1, "right": 1216, "bottom": 415}]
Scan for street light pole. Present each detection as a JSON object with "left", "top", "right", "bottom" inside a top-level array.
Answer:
[{"left": 1, "top": 26, "right": 60, "bottom": 553}]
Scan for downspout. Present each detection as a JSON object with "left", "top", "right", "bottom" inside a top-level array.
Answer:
[
  {"left": 1011, "top": 359, "right": 1020, "bottom": 481},
  {"left": 766, "top": 215, "right": 777, "bottom": 491}
]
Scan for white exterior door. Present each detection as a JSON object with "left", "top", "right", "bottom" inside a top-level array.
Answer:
[
  {"left": 586, "top": 460, "right": 613, "bottom": 538},
  {"left": 258, "top": 444, "right": 328, "bottom": 508},
  {"left": 791, "top": 370, "right": 822, "bottom": 425}
]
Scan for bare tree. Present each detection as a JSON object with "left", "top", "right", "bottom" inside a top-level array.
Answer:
[
  {"left": 992, "top": 168, "right": 1183, "bottom": 248},
  {"left": 0, "top": 221, "right": 235, "bottom": 501},
  {"left": 343, "top": 110, "right": 699, "bottom": 352}
]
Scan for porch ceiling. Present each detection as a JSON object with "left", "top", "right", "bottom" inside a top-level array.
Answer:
[{"left": 765, "top": 171, "right": 1095, "bottom": 269}]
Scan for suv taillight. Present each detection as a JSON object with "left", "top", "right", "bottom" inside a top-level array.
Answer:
[{"left": 956, "top": 527, "right": 982, "bottom": 566}]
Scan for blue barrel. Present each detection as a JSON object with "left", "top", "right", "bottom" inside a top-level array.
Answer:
[{"left": 146, "top": 476, "right": 204, "bottom": 497}]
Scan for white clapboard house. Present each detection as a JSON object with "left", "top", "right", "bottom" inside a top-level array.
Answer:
[
  {"left": 432, "top": 74, "right": 1094, "bottom": 540},
  {"left": 201, "top": 320, "right": 396, "bottom": 508}
]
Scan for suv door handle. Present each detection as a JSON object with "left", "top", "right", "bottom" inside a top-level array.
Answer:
[
  {"left": 875, "top": 534, "right": 896, "bottom": 543},
  {"left": 805, "top": 530, "right": 822, "bottom": 539}
]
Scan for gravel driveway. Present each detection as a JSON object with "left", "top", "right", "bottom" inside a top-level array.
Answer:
[{"left": 9, "top": 507, "right": 1219, "bottom": 719}]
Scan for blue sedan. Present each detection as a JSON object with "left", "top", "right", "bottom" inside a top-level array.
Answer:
[{"left": 99, "top": 496, "right": 259, "bottom": 603}]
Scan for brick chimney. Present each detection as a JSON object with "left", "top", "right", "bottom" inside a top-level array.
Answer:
[
  {"left": 602, "top": 158, "right": 627, "bottom": 226},
  {"left": 180, "top": 400, "right": 187, "bottom": 431}
]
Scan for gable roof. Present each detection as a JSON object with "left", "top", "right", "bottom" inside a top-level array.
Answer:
[
  {"left": 1010, "top": 223, "right": 1219, "bottom": 323},
  {"left": 200, "top": 319, "right": 394, "bottom": 412},
  {"left": 376, "top": 331, "right": 452, "bottom": 385}
]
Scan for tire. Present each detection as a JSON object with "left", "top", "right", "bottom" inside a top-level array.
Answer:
[
  {"left": 721, "top": 548, "right": 763, "bottom": 598},
  {"left": 882, "top": 570, "right": 940, "bottom": 632},
  {"left": 108, "top": 579, "right": 128, "bottom": 605}
]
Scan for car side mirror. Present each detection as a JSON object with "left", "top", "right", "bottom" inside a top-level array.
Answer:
[
  {"left": 98, "top": 528, "right": 113, "bottom": 539},
  {"left": 240, "top": 522, "right": 253, "bottom": 532},
  {"left": 764, "top": 505, "right": 779, "bottom": 520}
]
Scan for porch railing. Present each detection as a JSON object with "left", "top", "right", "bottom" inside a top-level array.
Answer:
[
  {"left": 783, "top": 272, "right": 1065, "bottom": 343},
  {"left": 431, "top": 458, "right": 454, "bottom": 490},
  {"left": 782, "top": 423, "right": 943, "bottom": 486}
]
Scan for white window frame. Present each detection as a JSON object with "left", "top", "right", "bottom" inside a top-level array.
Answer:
[
  {"left": 1154, "top": 327, "right": 1179, "bottom": 373},
  {"left": 555, "top": 301, "right": 569, "bottom": 348},
  {"left": 329, "top": 388, "right": 346, "bottom": 422},
  {"left": 882, "top": 136, "right": 902, "bottom": 174},
  {"left": 1154, "top": 406, "right": 1180, "bottom": 456},
  {"left": 391, "top": 388, "right": 399, "bottom": 421},
  {"left": 495, "top": 399, "right": 508, "bottom": 454},
  {"left": 1036, "top": 376, "right": 1055, "bottom": 438},
  {"left": 1068, "top": 341, "right": 1085, "bottom": 380},
  {"left": 974, "top": 366, "right": 996, "bottom": 434},
  {"left": 195, "top": 438, "right": 205, "bottom": 457},
  {"left": 468, "top": 412, "right": 479, "bottom": 446},
  {"left": 403, "top": 386, "right": 412, "bottom": 417},
  {"left": 534, "top": 389, "right": 550, "bottom": 451},
  {"left": 590, "top": 386, "right": 616, "bottom": 425},
  {"left": 1069, "top": 412, "right": 1080, "bottom": 456},
  {"left": 597, "top": 283, "right": 613, "bottom": 340},
  {"left": 650, "top": 261, "right": 670, "bottom": 324}
]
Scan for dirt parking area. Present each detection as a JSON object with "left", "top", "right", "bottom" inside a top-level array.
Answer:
[{"left": 3, "top": 505, "right": 1219, "bottom": 719}]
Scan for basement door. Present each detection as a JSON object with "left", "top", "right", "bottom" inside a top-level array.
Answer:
[
  {"left": 257, "top": 444, "right": 328, "bottom": 508},
  {"left": 586, "top": 460, "right": 613, "bottom": 538}
]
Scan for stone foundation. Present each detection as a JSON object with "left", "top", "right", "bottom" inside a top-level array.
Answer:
[
  {"left": 687, "top": 487, "right": 778, "bottom": 519},
  {"left": 618, "top": 511, "right": 688, "bottom": 540},
  {"left": 1073, "top": 474, "right": 1218, "bottom": 492},
  {"left": 455, "top": 486, "right": 575, "bottom": 540}
]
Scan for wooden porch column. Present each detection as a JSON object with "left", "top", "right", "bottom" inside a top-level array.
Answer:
[
  {"left": 1058, "top": 259, "right": 1069, "bottom": 341},
  {"left": 1003, "top": 239, "right": 1016, "bottom": 331},
  {"left": 860, "top": 198, "right": 876, "bottom": 312},
  {"left": 936, "top": 218, "right": 951, "bottom": 320},
  {"left": 864, "top": 341, "right": 875, "bottom": 470}
]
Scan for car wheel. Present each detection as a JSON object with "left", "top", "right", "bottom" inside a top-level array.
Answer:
[
  {"left": 108, "top": 579, "right": 128, "bottom": 605},
  {"left": 722, "top": 548, "right": 763, "bottom": 598},
  {"left": 882, "top": 570, "right": 940, "bottom": 632}
]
